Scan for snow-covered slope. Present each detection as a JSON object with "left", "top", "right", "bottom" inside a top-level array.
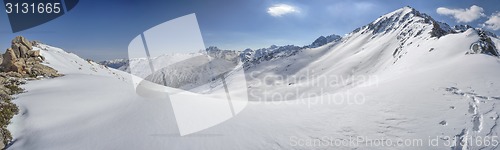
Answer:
[
  {"left": 7, "top": 43, "right": 250, "bottom": 149},
  {"left": 7, "top": 6, "right": 500, "bottom": 150},
  {"left": 33, "top": 44, "right": 128, "bottom": 79}
]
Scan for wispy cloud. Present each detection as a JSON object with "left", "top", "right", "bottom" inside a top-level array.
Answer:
[
  {"left": 326, "top": 1, "right": 381, "bottom": 18},
  {"left": 484, "top": 12, "right": 500, "bottom": 31},
  {"left": 436, "top": 5, "right": 485, "bottom": 23},
  {"left": 353, "top": 2, "right": 376, "bottom": 10},
  {"left": 267, "top": 4, "right": 299, "bottom": 17}
]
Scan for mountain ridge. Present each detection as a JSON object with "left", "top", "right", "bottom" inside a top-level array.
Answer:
[{"left": 101, "top": 6, "right": 499, "bottom": 71}]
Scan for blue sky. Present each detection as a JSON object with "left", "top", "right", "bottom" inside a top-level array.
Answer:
[{"left": 1, "top": 0, "right": 499, "bottom": 61}]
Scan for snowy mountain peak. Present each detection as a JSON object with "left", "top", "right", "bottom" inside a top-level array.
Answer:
[
  {"left": 353, "top": 6, "right": 451, "bottom": 38},
  {"left": 378, "top": 6, "right": 416, "bottom": 20},
  {"left": 205, "top": 46, "right": 240, "bottom": 63},
  {"left": 453, "top": 24, "right": 474, "bottom": 32},
  {"left": 101, "top": 6, "right": 500, "bottom": 74},
  {"left": 309, "top": 34, "right": 342, "bottom": 48},
  {"left": 268, "top": 45, "right": 278, "bottom": 49}
]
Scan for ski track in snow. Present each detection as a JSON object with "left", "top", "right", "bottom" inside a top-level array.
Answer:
[{"left": 444, "top": 86, "right": 499, "bottom": 150}]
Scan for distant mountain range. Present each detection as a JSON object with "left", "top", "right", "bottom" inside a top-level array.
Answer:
[{"left": 101, "top": 6, "right": 498, "bottom": 73}]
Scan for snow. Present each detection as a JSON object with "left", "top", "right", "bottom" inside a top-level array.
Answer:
[{"left": 7, "top": 7, "right": 500, "bottom": 150}]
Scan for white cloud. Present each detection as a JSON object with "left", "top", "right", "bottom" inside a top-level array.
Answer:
[
  {"left": 484, "top": 12, "right": 500, "bottom": 30},
  {"left": 267, "top": 4, "right": 299, "bottom": 17},
  {"left": 436, "top": 5, "right": 485, "bottom": 23}
]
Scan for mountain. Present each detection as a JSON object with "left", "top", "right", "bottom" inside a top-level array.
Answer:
[
  {"left": 9, "top": 6, "right": 500, "bottom": 150},
  {"left": 99, "top": 35, "right": 341, "bottom": 71},
  {"left": 99, "top": 59, "right": 129, "bottom": 70},
  {"left": 102, "top": 7, "right": 499, "bottom": 72},
  {"left": 236, "top": 7, "right": 500, "bottom": 150},
  {"left": 240, "top": 45, "right": 303, "bottom": 68},
  {"left": 99, "top": 44, "right": 304, "bottom": 71},
  {"left": 308, "top": 34, "right": 342, "bottom": 48},
  {"left": 355, "top": 6, "right": 452, "bottom": 38}
]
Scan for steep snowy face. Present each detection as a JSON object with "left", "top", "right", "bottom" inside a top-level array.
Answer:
[
  {"left": 31, "top": 43, "right": 129, "bottom": 80},
  {"left": 241, "top": 6, "right": 499, "bottom": 102},
  {"left": 325, "top": 6, "right": 460, "bottom": 72},
  {"left": 341, "top": 6, "right": 498, "bottom": 64},
  {"left": 357, "top": 6, "right": 451, "bottom": 38}
]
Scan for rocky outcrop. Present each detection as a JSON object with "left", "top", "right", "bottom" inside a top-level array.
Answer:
[
  {"left": 308, "top": 34, "right": 342, "bottom": 48},
  {"left": 468, "top": 30, "right": 499, "bottom": 56},
  {"left": 0, "top": 36, "right": 58, "bottom": 78},
  {"left": 0, "top": 36, "right": 61, "bottom": 149}
]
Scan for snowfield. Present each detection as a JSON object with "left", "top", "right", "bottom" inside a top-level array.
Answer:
[{"left": 7, "top": 6, "right": 500, "bottom": 150}]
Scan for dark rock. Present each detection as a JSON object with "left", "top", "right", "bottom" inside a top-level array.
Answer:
[
  {"left": 1, "top": 36, "right": 60, "bottom": 77},
  {"left": 0, "top": 36, "right": 61, "bottom": 148},
  {"left": 468, "top": 30, "right": 499, "bottom": 56},
  {"left": 12, "top": 36, "right": 32, "bottom": 50}
]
